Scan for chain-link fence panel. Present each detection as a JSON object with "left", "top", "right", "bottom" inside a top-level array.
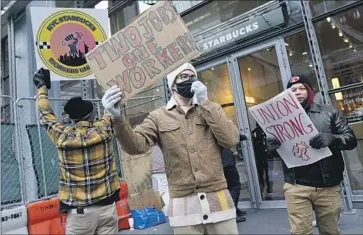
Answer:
[
  {"left": 25, "top": 124, "right": 59, "bottom": 198},
  {"left": 1, "top": 96, "right": 23, "bottom": 208}
]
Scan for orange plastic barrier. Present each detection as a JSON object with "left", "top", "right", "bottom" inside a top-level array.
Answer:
[
  {"left": 27, "top": 198, "right": 66, "bottom": 235},
  {"left": 116, "top": 182, "right": 131, "bottom": 230}
]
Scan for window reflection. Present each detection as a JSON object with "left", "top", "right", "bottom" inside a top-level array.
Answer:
[
  {"left": 331, "top": 88, "right": 363, "bottom": 194},
  {"left": 310, "top": 0, "right": 359, "bottom": 17},
  {"left": 315, "top": 5, "right": 363, "bottom": 89},
  {"left": 285, "top": 31, "right": 319, "bottom": 92},
  {"left": 182, "top": 0, "right": 270, "bottom": 35},
  {"left": 198, "top": 64, "right": 237, "bottom": 124},
  {"left": 331, "top": 87, "right": 363, "bottom": 123}
]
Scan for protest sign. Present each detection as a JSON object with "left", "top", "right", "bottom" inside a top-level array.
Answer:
[
  {"left": 85, "top": 1, "right": 201, "bottom": 103},
  {"left": 249, "top": 89, "right": 332, "bottom": 168},
  {"left": 30, "top": 7, "right": 109, "bottom": 80}
]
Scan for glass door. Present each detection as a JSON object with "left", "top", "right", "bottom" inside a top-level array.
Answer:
[
  {"left": 228, "top": 39, "right": 292, "bottom": 208},
  {"left": 196, "top": 59, "right": 255, "bottom": 206}
]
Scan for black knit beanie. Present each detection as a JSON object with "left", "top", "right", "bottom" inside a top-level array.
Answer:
[
  {"left": 64, "top": 97, "right": 93, "bottom": 121},
  {"left": 286, "top": 75, "right": 313, "bottom": 89}
]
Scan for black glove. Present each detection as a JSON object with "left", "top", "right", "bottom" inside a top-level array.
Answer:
[
  {"left": 33, "top": 68, "right": 51, "bottom": 89},
  {"left": 266, "top": 137, "right": 281, "bottom": 152},
  {"left": 309, "top": 133, "right": 335, "bottom": 149}
]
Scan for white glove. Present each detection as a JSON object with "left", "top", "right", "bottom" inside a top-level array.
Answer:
[
  {"left": 191, "top": 81, "right": 208, "bottom": 103},
  {"left": 102, "top": 86, "right": 122, "bottom": 118}
]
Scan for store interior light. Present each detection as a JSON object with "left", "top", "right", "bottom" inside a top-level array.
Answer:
[
  {"left": 248, "top": 68, "right": 251, "bottom": 71},
  {"left": 285, "top": 43, "right": 289, "bottom": 46},
  {"left": 302, "top": 52, "right": 308, "bottom": 55},
  {"left": 344, "top": 38, "right": 349, "bottom": 43},
  {"left": 326, "top": 17, "right": 331, "bottom": 22},
  {"left": 339, "top": 30, "right": 343, "bottom": 37},
  {"left": 335, "top": 92, "right": 343, "bottom": 101},
  {"left": 353, "top": 48, "right": 357, "bottom": 52},
  {"left": 349, "top": 44, "right": 353, "bottom": 48},
  {"left": 331, "top": 23, "right": 336, "bottom": 29},
  {"left": 309, "top": 63, "right": 313, "bottom": 68},
  {"left": 289, "top": 52, "right": 293, "bottom": 56},
  {"left": 331, "top": 77, "right": 341, "bottom": 89},
  {"left": 245, "top": 96, "right": 255, "bottom": 104}
]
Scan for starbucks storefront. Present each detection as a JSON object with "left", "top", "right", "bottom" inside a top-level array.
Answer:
[{"left": 177, "top": 0, "right": 363, "bottom": 209}]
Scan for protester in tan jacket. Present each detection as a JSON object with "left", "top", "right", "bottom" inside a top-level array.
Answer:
[{"left": 102, "top": 63, "right": 240, "bottom": 234}]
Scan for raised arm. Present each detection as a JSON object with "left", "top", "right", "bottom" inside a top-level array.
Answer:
[
  {"left": 34, "top": 68, "right": 65, "bottom": 143},
  {"left": 101, "top": 86, "right": 159, "bottom": 155}
]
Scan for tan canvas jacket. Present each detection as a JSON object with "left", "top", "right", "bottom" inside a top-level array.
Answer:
[{"left": 113, "top": 98, "right": 239, "bottom": 198}]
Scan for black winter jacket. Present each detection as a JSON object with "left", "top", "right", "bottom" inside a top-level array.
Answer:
[
  {"left": 221, "top": 147, "right": 236, "bottom": 167},
  {"left": 282, "top": 102, "right": 357, "bottom": 186}
]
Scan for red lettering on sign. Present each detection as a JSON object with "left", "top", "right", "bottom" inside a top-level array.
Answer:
[
  {"left": 157, "top": 6, "right": 170, "bottom": 25},
  {"left": 155, "top": 48, "right": 174, "bottom": 69},
  {"left": 253, "top": 93, "right": 300, "bottom": 124},
  {"left": 149, "top": 11, "right": 163, "bottom": 32},
  {"left": 124, "top": 26, "right": 142, "bottom": 48},
  {"left": 103, "top": 32, "right": 130, "bottom": 62},
  {"left": 146, "top": 37, "right": 161, "bottom": 54},
  {"left": 176, "top": 35, "right": 192, "bottom": 55},
  {"left": 122, "top": 53, "right": 136, "bottom": 70},
  {"left": 167, "top": 41, "right": 183, "bottom": 62},
  {"left": 130, "top": 67, "right": 146, "bottom": 89},
  {"left": 107, "top": 71, "right": 132, "bottom": 96},
  {"left": 87, "top": 47, "right": 106, "bottom": 70},
  {"left": 163, "top": 1, "right": 177, "bottom": 23},
  {"left": 132, "top": 45, "right": 150, "bottom": 63},
  {"left": 276, "top": 101, "right": 289, "bottom": 117},
  {"left": 137, "top": 15, "right": 154, "bottom": 39},
  {"left": 142, "top": 59, "right": 161, "bottom": 79},
  {"left": 264, "top": 113, "right": 314, "bottom": 144},
  {"left": 251, "top": 109, "right": 266, "bottom": 125}
]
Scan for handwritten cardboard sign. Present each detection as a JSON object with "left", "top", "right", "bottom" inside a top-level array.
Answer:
[
  {"left": 249, "top": 89, "right": 332, "bottom": 168},
  {"left": 85, "top": 1, "right": 200, "bottom": 103}
]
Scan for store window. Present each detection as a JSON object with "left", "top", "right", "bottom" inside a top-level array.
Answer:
[
  {"left": 314, "top": 5, "right": 363, "bottom": 196},
  {"left": 198, "top": 64, "right": 237, "bottom": 123},
  {"left": 109, "top": 1, "right": 137, "bottom": 34},
  {"left": 330, "top": 87, "right": 363, "bottom": 194},
  {"left": 172, "top": 1, "right": 203, "bottom": 14},
  {"left": 314, "top": 5, "right": 363, "bottom": 90},
  {"left": 284, "top": 31, "right": 319, "bottom": 92},
  {"left": 182, "top": 0, "right": 270, "bottom": 35},
  {"left": 310, "top": 0, "right": 360, "bottom": 17}
]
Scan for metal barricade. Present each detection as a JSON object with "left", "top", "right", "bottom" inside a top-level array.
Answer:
[{"left": 1, "top": 95, "right": 24, "bottom": 209}]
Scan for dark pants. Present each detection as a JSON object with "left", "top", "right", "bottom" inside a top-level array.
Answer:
[{"left": 223, "top": 166, "right": 241, "bottom": 209}]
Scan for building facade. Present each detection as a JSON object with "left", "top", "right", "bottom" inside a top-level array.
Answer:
[{"left": 1, "top": 0, "right": 362, "bottom": 209}]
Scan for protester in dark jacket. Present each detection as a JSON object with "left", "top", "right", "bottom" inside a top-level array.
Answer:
[
  {"left": 221, "top": 134, "right": 248, "bottom": 223},
  {"left": 267, "top": 75, "right": 357, "bottom": 235}
]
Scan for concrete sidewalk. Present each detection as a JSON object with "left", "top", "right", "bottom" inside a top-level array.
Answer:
[{"left": 119, "top": 209, "right": 363, "bottom": 234}]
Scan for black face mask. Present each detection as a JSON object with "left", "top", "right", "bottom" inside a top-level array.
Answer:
[{"left": 175, "top": 75, "right": 198, "bottom": 98}]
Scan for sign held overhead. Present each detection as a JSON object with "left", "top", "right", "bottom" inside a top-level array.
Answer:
[{"left": 86, "top": 1, "right": 201, "bottom": 103}]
